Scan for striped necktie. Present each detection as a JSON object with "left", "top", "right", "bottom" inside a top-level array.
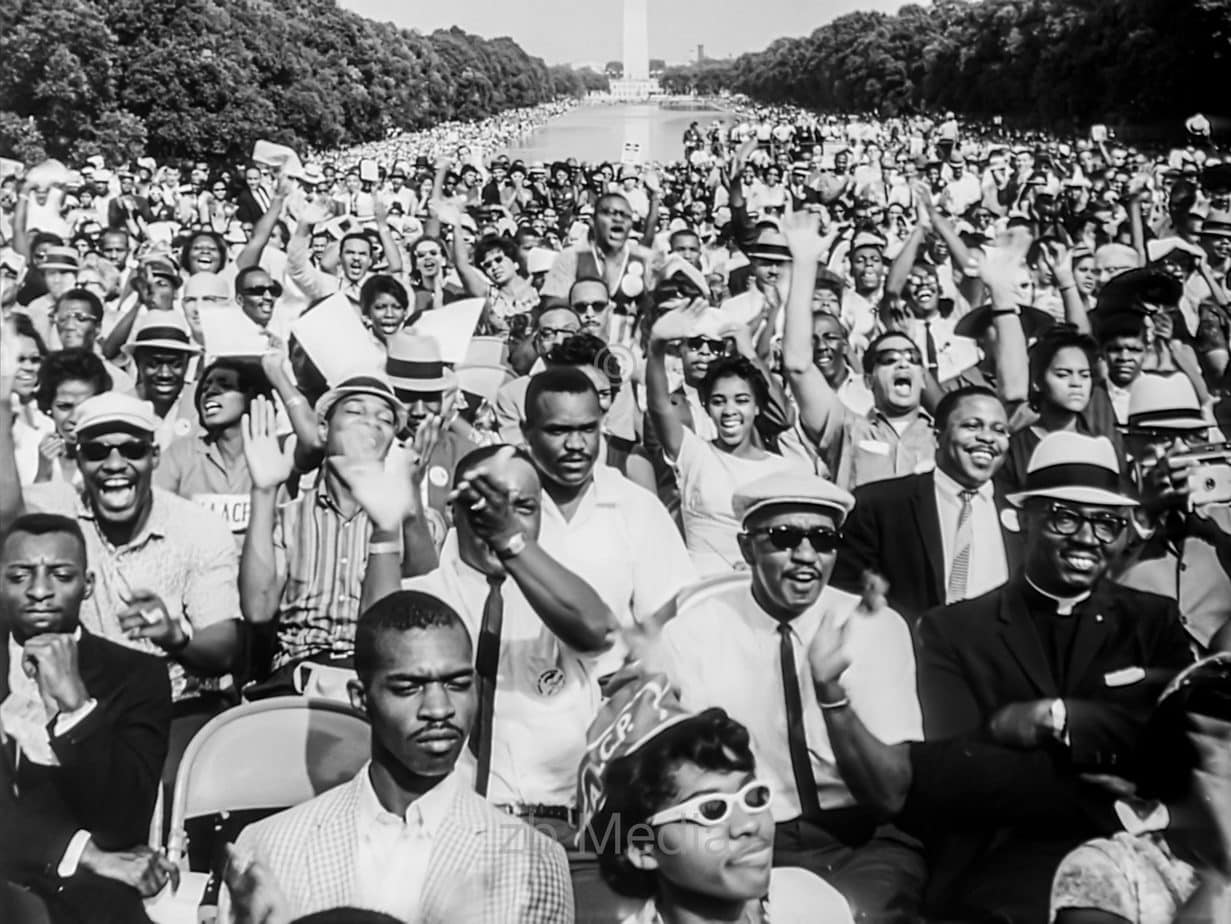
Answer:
[{"left": 947, "top": 489, "right": 977, "bottom": 603}]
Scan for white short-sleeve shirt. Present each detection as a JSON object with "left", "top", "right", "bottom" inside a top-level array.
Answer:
[{"left": 660, "top": 579, "right": 922, "bottom": 821}]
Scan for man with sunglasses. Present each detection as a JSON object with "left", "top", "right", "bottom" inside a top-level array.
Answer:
[
  {"left": 658, "top": 470, "right": 925, "bottom": 918},
  {"left": 0, "top": 391, "right": 242, "bottom": 707},
  {"left": 234, "top": 266, "right": 288, "bottom": 345},
  {"left": 916, "top": 431, "right": 1192, "bottom": 924},
  {"left": 1116, "top": 373, "right": 1231, "bottom": 652}
]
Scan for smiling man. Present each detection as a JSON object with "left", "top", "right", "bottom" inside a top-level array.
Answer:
[
  {"left": 0, "top": 390, "right": 242, "bottom": 706},
  {"left": 833, "top": 385, "right": 1020, "bottom": 620},
  {"left": 915, "top": 431, "right": 1193, "bottom": 923},
  {"left": 225, "top": 591, "right": 572, "bottom": 922},
  {"left": 658, "top": 471, "right": 924, "bottom": 919}
]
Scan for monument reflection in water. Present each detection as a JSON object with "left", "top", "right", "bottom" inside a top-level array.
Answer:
[{"left": 501, "top": 103, "right": 727, "bottom": 164}]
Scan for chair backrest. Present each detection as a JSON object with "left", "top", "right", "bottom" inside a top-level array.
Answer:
[{"left": 165, "top": 696, "right": 370, "bottom": 865}]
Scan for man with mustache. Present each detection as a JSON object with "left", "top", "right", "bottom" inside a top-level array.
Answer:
[
  {"left": 832, "top": 384, "right": 1022, "bottom": 621},
  {"left": 224, "top": 590, "right": 572, "bottom": 922},
  {"left": 656, "top": 471, "right": 925, "bottom": 920},
  {"left": 520, "top": 368, "right": 693, "bottom": 681}
]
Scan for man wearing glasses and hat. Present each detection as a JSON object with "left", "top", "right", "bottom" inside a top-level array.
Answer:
[
  {"left": 916, "top": 431, "right": 1193, "bottom": 923},
  {"left": 657, "top": 470, "right": 925, "bottom": 918},
  {"left": 1116, "top": 372, "right": 1231, "bottom": 653}
]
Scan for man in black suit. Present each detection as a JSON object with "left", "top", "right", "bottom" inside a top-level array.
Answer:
[
  {"left": 833, "top": 384, "right": 1022, "bottom": 620},
  {"left": 1, "top": 513, "right": 175, "bottom": 923},
  {"left": 235, "top": 165, "right": 273, "bottom": 224},
  {"left": 915, "top": 431, "right": 1194, "bottom": 923}
]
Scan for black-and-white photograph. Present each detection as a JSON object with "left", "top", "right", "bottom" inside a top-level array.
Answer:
[{"left": 1, "top": 0, "right": 1230, "bottom": 921}]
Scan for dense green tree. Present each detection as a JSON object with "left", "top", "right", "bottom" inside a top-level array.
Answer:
[
  {"left": 714, "top": 0, "right": 1229, "bottom": 129},
  {"left": 0, "top": 0, "right": 595, "bottom": 163}
]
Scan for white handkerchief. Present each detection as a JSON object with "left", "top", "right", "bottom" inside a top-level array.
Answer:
[{"left": 1104, "top": 666, "right": 1146, "bottom": 688}]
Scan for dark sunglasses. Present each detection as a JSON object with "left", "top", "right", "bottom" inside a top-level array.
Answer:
[
  {"left": 685, "top": 336, "right": 725, "bottom": 352},
  {"left": 573, "top": 300, "right": 610, "bottom": 314},
  {"left": 78, "top": 441, "right": 154, "bottom": 463},
  {"left": 241, "top": 283, "right": 283, "bottom": 298},
  {"left": 748, "top": 525, "right": 842, "bottom": 553},
  {"left": 872, "top": 347, "right": 923, "bottom": 367}
]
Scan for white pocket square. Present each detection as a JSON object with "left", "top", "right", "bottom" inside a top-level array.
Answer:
[{"left": 1104, "top": 666, "right": 1146, "bottom": 688}]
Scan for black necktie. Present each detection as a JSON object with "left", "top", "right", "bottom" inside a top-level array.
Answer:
[
  {"left": 470, "top": 574, "right": 505, "bottom": 797},
  {"left": 777, "top": 622, "right": 821, "bottom": 819},
  {"left": 924, "top": 321, "right": 939, "bottom": 376}
]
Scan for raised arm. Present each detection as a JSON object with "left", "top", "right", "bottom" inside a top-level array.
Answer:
[
  {"left": 239, "top": 398, "right": 292, "bottom": 625},
  {"left": 780, "top": 211, "right": 842, "bottom": 448},
  {"left": 0, "top": 356, "right": 27, "bottom": 531},
  {"left": 371, "top": 192, "right": 404, "bottom": 276},
  {"left": 236, "top": 172, "right": 292, "bottom": 271},
  {"left": 645, "top": 302, "right": 703, "bottom": 462}
]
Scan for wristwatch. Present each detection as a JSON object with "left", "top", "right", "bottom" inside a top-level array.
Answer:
[
  {"left": 1049, "top": 698, "right": 1068, "bottom": 741},
  {"left": 493, "top": 532, "right": 527, "bottom": 561}
]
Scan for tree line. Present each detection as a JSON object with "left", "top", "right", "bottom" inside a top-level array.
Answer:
[
  {"left": 0, "top": 0, "right": 608, "bottom": 165},
  {"left": 665, "top": 0, "right": 1230, "bottom": 131}
]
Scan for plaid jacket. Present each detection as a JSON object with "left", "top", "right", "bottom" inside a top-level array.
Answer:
[{"left": 226, "top": 770, "right": 574, "bottom": 923}]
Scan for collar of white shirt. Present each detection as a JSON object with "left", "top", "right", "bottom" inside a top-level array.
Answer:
[
  {"left": 932, "top": 467, "right": 995, "bottom": 504},
  {"left": 356, "top": 762, "right": 458, "bottom": 837},
  {"left": 1024, "top": 576, "right": 1091, "bottom": 617}
]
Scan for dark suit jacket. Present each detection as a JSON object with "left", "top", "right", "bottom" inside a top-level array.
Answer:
[
  {"left": 0, "top": 630, "right": 171, "bottom": 885},
  {"left": 235, "top": 188, "right": 272, "bottom": 224},
  {"left": 913, "top": 576, "right": 1193, "bottom": 922},
  {"left": 833, "top": 471, "right": 1023, "bottom": 622}
]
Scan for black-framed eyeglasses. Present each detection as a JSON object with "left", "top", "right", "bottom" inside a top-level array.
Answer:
[
  {"left": 78, "top": 441, "right": 154, "bottom": 463},
  {"left": 685, "top": 336, "right": 724, "bottom": 352},
  {"left": 1044, "top": 503, "right": 1128, "bottom": 545},
  {"left": 747, "top": 525, "right": 842, "bottom": 553},
  {"left": 241, "top": 283, "right": 282, "bottom": 298},
  {"left": 55, "top": 311, "right": 97, "bottom": 326},
  {"left": 1125, "top": 428, "right": 1208, "bottom": 446},
  {"left": 535, "top": 325, "right": 575, "bottom": 340},
  {"left": 872, "top": 347, "right": 923, "bottom": 367},
  {"left": 597, "top": 208, "right": 632, "bottom": 220}
]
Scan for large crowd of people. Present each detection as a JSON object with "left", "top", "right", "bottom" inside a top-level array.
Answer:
[{"left": 4, "top": 97, "right": 1231, "bottom": 924}]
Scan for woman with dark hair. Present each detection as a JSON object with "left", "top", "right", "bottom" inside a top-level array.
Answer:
[
  {"left": 646, "top": 300, "right": 807, "bottom": 574},
  {"left": 8, "top": 313, "right": 53, "bottom": 485},
  {"left": 180, "top": 229, "right": 232, "bottom": 281},
  {"left": 156, "top": 358, "right": 272, "bottom": 539},
  {"left": 1051, "top": 655, "right": 1231, "bottom": 923},
  {"left": 358, "top": 274, "right": 410, "bottom": 345},
  {"left": 997, "top": 324, "right": 1122, "bottom": 494},
  {"left": 406, "top": 234, "right": 461, "bottom": 314},
  {"left": 32, "top": 347, "right": 112, "bottom": 485},
  {"left": 441, "top": 221, "right": 538, "bottom": 334},
  {"left": 581, "top": 674, "right": 852, "bottom": 924}
]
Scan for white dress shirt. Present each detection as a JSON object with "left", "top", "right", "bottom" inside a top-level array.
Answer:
[
  {"left": 538, "top": 465, "right": 696, "bottom": 678},
  {"left": 933, "top": 468, "right": 1009, "bottom": 602},
  {"left": 402, "top": 534, "right": 603, "bottom": 806},
  {"left": 660, "top": 582, "right": 921, "bottom": 821},
  {"left": 352, "top": 765, "right": 457, "bottom": 921}
]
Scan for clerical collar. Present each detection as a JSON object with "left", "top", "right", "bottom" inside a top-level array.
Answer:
[{"left": 1025, "top": 576, "right": 1091, "bottom": 617}]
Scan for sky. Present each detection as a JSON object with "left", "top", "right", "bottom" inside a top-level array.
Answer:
[{"left": 340, "top": 0, "right": 912, "bottom": 67}]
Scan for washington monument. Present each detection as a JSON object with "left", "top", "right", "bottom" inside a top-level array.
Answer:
[{"left": 622, "top": 0, "right": 650, "bottom": 81}]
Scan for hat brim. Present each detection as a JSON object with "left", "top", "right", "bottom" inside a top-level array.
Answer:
[
  {"left": 745, "top": 247, "right": 792, "bottom": 263},
  {"left": 739, "top": 495, "right": 852, "bottom": 526},
  {"left": 955, "top": 304, "right": 1055, "bottom": 340},
  {"left": 1125, "top": 413, "right": 1209, "bottom": 431},
  {"left": 1006, "top": 486, "right": 1139, "bottom": 508},
  {"left": 122, "top": 338, "right": 201, "bottom": 356},
  {"left": 316, "top": 384, "right": 408, "bottom": 431},
  {"left": 40, "top": 262, "right": 80, "bottom": 273}
]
